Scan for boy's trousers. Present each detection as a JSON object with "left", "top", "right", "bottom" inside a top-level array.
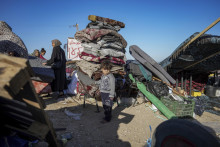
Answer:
[{"left": 101, "top": 92, "right": 113, "bottom": 121}]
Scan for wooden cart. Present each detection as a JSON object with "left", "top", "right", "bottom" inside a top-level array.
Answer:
[{"left": 0, "top": 54, "right": 60, "bottom": 146}]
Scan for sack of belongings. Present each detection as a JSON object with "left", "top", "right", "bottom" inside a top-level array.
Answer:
[
  {"left": 146, "top": 81, "right": 169, "bottom": 98},
  {"left": 189, "top": 96, "right": 206, "bottom": 116}
]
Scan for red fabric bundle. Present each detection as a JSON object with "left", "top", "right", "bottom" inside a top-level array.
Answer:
[{"left": 32, "top": 80, "right": 52, "bottom": 94}]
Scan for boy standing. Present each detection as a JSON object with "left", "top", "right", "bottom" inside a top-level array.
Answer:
[{"left": 96, "top": 61, "right": 115, "bottom": 123}]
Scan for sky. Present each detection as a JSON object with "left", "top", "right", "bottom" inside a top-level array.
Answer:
[{"left": 1, "top": 0, "right": 220, "bottom": 62}]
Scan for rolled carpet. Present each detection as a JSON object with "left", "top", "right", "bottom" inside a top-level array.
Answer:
[{"left": 129, "top": 45, "right": 176, "bottom": 84}]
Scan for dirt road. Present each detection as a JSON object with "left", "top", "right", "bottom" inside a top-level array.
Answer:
[{"left": 43, "top": 96, "right": 220, "bottom": 147}]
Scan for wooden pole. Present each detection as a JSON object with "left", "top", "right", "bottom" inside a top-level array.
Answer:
[
  {"left": 176, "top": 75, "right": 179, "bottom": 91},
  {"left": 189, "top": 74, "right": 192, "bottom": 96},
  {"left": 184, "top": 73, "right": 187, "bottom": 92},
  {"left": 181, "top": 72, "right": 184, "bottom": 90}
]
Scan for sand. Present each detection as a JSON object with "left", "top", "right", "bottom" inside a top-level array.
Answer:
[{"left": 42, "top": 96, "right": 220, "bottom": 147}]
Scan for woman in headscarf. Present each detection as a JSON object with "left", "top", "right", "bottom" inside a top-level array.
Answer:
[
  {"left": 43, "top": 39, "right": 67, "bottom": 97},
  {"left": 31, "top": 49, "right": 40, "bottom": 57}
]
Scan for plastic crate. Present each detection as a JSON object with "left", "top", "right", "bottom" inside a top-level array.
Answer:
[{"left": 161, "top": 96, "right": 195, "bottom": 117}]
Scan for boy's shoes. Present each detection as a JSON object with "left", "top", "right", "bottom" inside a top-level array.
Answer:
[
  {"left": 59, "top": 91, "right": 65, "bottom": 97},
  {"left": 100, "top": 119, "right": 109, "bottom": 124},
  {"left": 51, "top": 92, "right": 59, "bottom": 99}
]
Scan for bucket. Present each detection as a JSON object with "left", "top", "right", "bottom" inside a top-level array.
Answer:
[{"left": 205, "top": 85, "right": 220, "bottom": 97}]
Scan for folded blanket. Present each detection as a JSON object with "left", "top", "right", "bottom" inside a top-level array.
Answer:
[
  {"left": 77, "top": 70, "right": 95, "bottom": 86},
  {"left": 82, "top": 45, "right": 125, "bottom": 58},
  {"left": 88, "top": 15, "right": 125, "bottom": 28},
  {"left": 100, "top": 49, "right": 125, "bottom": 57},
  {"left": 82, "top": 47, "right": 101, "bottom": 57},
  {"left": 97, "top": 38, "right": 125, "bottom": 52},
  {"left": 32, "top": 80, "right": 52, "bottom": 94},
  {"left": 75, "top": 28, "right": 127, "bottom": 48},
  {"left": 79, "top": 52, "right": 125, "bottom": 64},
  {"left": 79, "top": 52, "right": 105, "bottom": 62},
  {"left": 101, "top": 42, "right": 124, "bottom": 50},
  {"left": 81, "top": 42, "right": 101, "bottom": 50},
  {"left": 98, "top": 35, "right": 124, "bottom": 46},
  {"left": 100, "top": 47, "right": 126, "bottom": 53},
  {"left": 76, "top": 60, "right": 100, "bottom": 77},
  {"left": 87, "top": 21, "right": 121, "bottom": 32}
]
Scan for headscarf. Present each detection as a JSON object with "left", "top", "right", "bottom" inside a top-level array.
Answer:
[
  {"left": 52, "top": 39, "right": 62, "bottom": 47},
  {"left": 31, "top": 49, "right": 40, "bottom": 57}
]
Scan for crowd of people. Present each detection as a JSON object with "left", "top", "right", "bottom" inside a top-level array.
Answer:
[{"left": 27, "top": 39, "right": 68, "bottom": 98}]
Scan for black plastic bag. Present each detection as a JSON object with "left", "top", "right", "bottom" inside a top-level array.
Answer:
[
  {"left": 189, "top": 97, "right": 205, "bottom": 116},
  {"left": 146, "top": 81, "right": 169, "bottom": 98}
]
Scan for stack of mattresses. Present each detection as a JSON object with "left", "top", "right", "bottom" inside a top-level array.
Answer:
[
  {"left": 73, "top": 15, "right": 127, "bottom": 97},
  {"left": 75, "top": 15, "right": 127, "bottom": 79}
]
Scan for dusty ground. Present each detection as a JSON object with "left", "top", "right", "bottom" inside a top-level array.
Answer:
[{"left": 42, "top": 96, "right": 220, "bottom": 147}]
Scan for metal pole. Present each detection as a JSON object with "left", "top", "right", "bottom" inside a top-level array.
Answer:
[
  {"left": 176, "top": 74, "right": 179, "bottom": 91},
  {"left": 189, "top": 74, "right": 192, "bottom": 96},
  {"left": 181, "top": 72, "right": 184, "bottom": 90},
  {"left": 83, "top": 94, "right": 86, "bottom": 108},
  {"left": 184, "top": 73, "right": 187, "bottom": 92},
  {"left": 95, "top": 97, "right": 100, "bottom": 112}
]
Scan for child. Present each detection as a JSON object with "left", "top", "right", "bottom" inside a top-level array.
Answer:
[
  {"left": 40, "top": 48, "right": 46, "bottom": 60},
  {"left": 95, "top": 61, "right": 115, "bottom": 123}
]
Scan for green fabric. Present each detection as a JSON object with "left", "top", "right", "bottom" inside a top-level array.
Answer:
[
  {"left": 129, "top": 74, "right": 136, "bottom": 83},
  {"left": 138, "top": 64, "right": 152, "bottom": 81},
  {"left": 129, "top": 74, "right": 176, "bottom": 119}
]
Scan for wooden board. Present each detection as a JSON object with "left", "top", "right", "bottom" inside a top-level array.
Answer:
[{"left": 0, "top": 54, "right": 60, "bottom": 147}]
